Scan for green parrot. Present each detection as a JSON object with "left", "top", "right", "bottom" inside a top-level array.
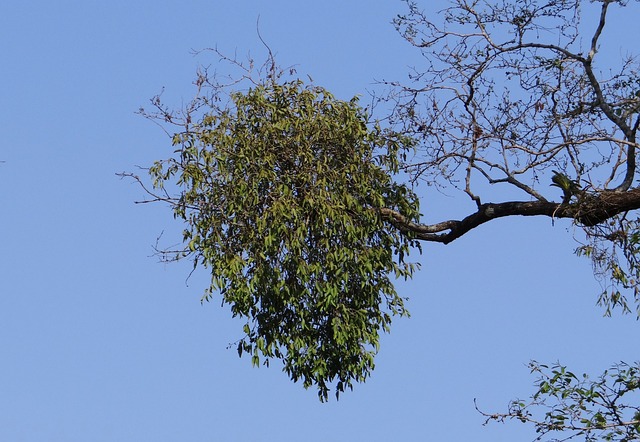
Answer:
[{"left": 551, "top": 170, "right": 580, "bottom": 203}]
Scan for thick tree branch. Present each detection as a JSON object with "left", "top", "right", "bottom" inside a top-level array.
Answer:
[{"left": 381, "top": 188, "right": 640, "bottom": 244}]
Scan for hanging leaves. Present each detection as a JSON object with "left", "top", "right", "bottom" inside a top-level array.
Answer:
[{"left": 148, "top": 78, "right": 420, "bottom": 401}]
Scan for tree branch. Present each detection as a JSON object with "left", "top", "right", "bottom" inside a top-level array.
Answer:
[{"left": 381, "top": 188, "right": 640, "bottom": 244}]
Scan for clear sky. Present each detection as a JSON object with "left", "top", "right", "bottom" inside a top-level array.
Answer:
[{"left": 1, "top": 1, "right": 639, "bottom": 441}]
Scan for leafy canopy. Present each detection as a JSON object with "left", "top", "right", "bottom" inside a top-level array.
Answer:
[{"left": 147, "top": 77, "right": 420, "bottom": 400}]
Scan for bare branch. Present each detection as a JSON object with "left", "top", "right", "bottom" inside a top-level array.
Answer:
[{"left": 382, "top": 189, "right": 640, "bottom": 244}]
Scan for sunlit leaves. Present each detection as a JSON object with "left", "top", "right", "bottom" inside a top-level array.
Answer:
[
  {"left": 149, "top": 78, "right": 420, "bottom": 400},
  {"left": 484, "top": 361, "right": 640, "bottom": 442}
]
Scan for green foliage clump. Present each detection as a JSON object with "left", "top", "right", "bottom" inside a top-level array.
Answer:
[
  {"left": 149, "top": 78, "right": 420, "bottom": 400},
  {"left": 492, "top": 361, "right": 640, "bottom": 442}
]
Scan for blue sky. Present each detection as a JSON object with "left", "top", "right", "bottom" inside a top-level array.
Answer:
[{"left": 1, "top": 1, "right": 639, "bottom": 441}]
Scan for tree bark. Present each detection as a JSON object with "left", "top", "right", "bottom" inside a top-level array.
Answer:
[{"left": 381, "top": 188, "right": 640, "bottom": 244}]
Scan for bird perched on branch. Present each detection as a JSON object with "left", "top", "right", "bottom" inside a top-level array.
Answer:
[{"left": 551, "top": 170, "right": 581, "bottom": 204}]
